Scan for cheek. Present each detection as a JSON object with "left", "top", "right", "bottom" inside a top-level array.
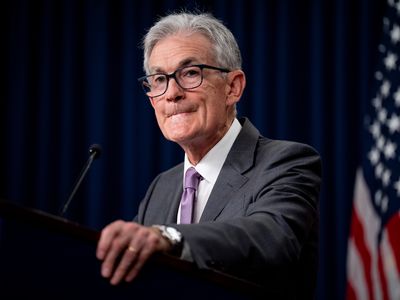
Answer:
[
  {"left": 202, "top": 83, "right": 228, "bottom": 108},
  {"left": 151, "top": 100, "right": 164, "bottom": 116},
  {"left": 204, "top": 96, "right": 228, "bottom": 117},
  {"left": 155, "top": 111, "right": 168, "bottom": 132},
  {"left": 151, "top": 104, "right": 166, "bottom": 129}
]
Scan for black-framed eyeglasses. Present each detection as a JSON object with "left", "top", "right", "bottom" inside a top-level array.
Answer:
[{"left": 138, "top": 64, "right": 230, "bottom": 98}]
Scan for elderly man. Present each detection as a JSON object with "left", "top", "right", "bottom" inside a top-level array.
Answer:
[{"left": 96, "top": 12, "right": 321, "bottom": 299}]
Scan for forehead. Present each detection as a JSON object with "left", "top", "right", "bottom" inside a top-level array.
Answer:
[{"left": 148, "top": 33, "right": 214, "bottom": 73}]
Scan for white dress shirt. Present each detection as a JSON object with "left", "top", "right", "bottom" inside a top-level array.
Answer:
[{"left": 177, "top": 118, "right": 242, "bottom": 223}]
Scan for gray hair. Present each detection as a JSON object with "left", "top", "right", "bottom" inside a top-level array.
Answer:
[{"left": 142, "top": 12, "right": 242, "bottom": 74}]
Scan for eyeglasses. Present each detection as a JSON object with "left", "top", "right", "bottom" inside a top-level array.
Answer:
[{"left": 138, "top": 64, "right": 230, "bottom": 98}]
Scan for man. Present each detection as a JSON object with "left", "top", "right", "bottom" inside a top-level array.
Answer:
[{"left": 96, "top": 12, "right": 321, "bottom": 299}]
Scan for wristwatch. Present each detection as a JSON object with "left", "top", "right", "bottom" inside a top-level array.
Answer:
[{"left": 152, "top": 225, "right": 183, "bottom": 255}]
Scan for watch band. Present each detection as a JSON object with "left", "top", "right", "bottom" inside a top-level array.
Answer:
[{"left": 152, "top": 225, "right": 183, "bottom": 256}]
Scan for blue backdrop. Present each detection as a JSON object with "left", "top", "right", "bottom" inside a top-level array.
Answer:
[{"left": 1, "top": 0, "right": 387, "bottom": 299}]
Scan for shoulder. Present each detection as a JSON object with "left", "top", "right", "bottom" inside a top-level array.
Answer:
[
  {"left": 256, "top": 138, "right": 322, "bottom": 180},
  {"left": 259, "top": 137, "right": 320, "bottom": 160},
  {"left": 159, "top": 162, "right": 184, "bottom": 179},
  {"left": 147, "top": 162, "right": 184, "bottom": 188},
  {"left": 137, "top": 162, "right": 184, "bottom": 224},
  {"left": 236, "top": 117, "right": 321, "bottom": 166}
]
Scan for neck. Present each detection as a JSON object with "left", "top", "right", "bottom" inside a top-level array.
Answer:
[{"left": 182, "top": 118, "right": 235, "bottom": 165}]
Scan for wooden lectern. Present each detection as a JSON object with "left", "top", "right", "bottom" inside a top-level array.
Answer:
[{"left": 0, "top": 199, "right": 263, "bottom": 299}]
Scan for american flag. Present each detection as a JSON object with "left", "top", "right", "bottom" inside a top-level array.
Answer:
[{"left": 346, "top": 1, "right": 400, "bottom": 299}]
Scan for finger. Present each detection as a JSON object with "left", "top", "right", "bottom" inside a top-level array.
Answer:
[
  {"left": 109, "top": 245, "right": 140, "bottom": 285},
  {"left": 109, "top": 227, "right": 149, "bottom": 284},
  {"left": 124, "top": 241, "right": 157, "bottom": 282},
  {"left": 97, "top": 220, "right": 124, "bottom": 260},
  {"left": 101, "top": 233, "right": 132, "bottom": 279},
  {"left": 124, "top": 230, "right": 162, "bottom": 282}
]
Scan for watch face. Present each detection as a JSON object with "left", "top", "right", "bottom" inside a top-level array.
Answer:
[
  {"left": 153, "top": 225, "right": 182, "bottom": 245},
  {"left": 166, "top": 227, "right": 180, "bottom": 240},
  {"left": 158, "top": 226, "right": 183, "bottom": 255}
]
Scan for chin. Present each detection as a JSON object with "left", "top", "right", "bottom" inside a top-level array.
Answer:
[
  {"left": 164, "top": 124, "right": 195, "bottom": 139},
  {"left": 167, "top": 133, "right": 192, "bottom": 144},
  {"left": 166, "top": 129, "right": 200, "bottom": 144}
]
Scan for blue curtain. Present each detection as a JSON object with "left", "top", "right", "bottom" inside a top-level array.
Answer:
[{"left": 1, "top": 0, "right": 386, "bottom": 299}]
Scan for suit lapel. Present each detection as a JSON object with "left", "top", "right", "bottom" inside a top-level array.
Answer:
[
  {"left": 165, "top": 180, "right": 183, "bottom": 223},
  {"left": 140, "top": 164, "right": 184, "bottom": 225},
  {"left": 164, "top": 167, "right": 184, "bottom": 224},
  {"left": 199, "top": 118, "right": 260, "bottom": 222},
  {"left": 199, "top": 162, "right": 248, "bottom": 221}
]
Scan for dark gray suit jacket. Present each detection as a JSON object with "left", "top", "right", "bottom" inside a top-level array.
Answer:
[{"left": 136, "top": 117, "right": 321, "bottom": 299}]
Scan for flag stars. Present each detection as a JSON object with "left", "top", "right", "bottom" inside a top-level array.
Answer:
[
  {"left": 394, "top": 177, "right": 400, "bottom": 196},
  {"left": 380, "top": 80, "right": 391, "bottom": 98},
  {"left": 377, "top": 136, "right": 386, "bottom": 151},
  {"left": 382, "top": 168, "right": 391, "bottom": 187},
  {"left": 369, "top": 120, "right": 381, "bottom": 139},
  {"left": 391, "top": 25, "right": 400, "bottom": 44},
  {"left": 383, "top": 140, "right": 397, "bottom": 159},
  {"left": 368, "top": 147, "right": 380, "bottom": 166},
  {"left": 375, "top": 189, "right": 383, "bottom": 206},
  {"left": 373, "top": 96, "right": 382, "bottom": 109},
  {"left": 375, "top": 71, "right": 383, "bottom": 81},
  {"left": 390, "top": 0, "right": 400, "bottom": 14},
  {"left": 384, "top": 52, "right": 398, "bottom": 70},
  {"left": 374, "top": 189, "right": 388, "bottom": 213},
  {"left": 387, "top": 114, "right": 400, "bottom": 133},
  {"left": 375, "top": 162, "right": 384, "bottom": 178},
  {"left": 383, "top": 17, "right": 390, "bottom": 29},
  {"left": 378, "top": 108, "right": 388, "bottom": 124},
  {"left": 394, "top": 87, "right": 400, "bottom": 106}
]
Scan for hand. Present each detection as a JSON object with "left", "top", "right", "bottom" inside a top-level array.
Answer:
[{"left": 96, "top": 220, "right": 172, "bottom": 285}]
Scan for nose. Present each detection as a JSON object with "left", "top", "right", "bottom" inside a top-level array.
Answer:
[{"left": 164, "top": 77, "right": 184, "bottom": 102}]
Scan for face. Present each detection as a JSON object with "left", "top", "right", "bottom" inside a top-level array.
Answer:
[{"left": 147, "top": 33, "right": 239, "bottom": 152}]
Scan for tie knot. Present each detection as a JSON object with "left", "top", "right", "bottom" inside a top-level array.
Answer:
[{"left": 184, "top": 167, "right": 202, "bottom": 189}]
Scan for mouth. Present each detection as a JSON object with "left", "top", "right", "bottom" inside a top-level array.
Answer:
[
  {"left": 167, "top": 111, "right": 192, "bottom": 118},
  {"left": 165, "top": 105, "right": 196, "bottom": 118}
]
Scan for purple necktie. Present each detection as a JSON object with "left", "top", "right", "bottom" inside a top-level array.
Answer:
[{"left": 180, "top": 167, "right": 202, "bottom": 224}]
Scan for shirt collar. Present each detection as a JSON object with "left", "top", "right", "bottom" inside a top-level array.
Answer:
[{"left": 183, "top": 118, "right": 242, "bottom": 185}]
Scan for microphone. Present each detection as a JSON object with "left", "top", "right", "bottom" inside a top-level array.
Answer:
[{"left": 60, "top": 144, "right": 102, "bottom": 217}]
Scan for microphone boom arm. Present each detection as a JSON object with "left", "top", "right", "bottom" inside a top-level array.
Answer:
[{"left": 60, "top": 144, "right": 102, "bottom": 217}]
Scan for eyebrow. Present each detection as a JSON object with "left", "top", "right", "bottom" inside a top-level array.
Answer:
[{"left": 150, "top": 57, "right": 200, "bottom": 74}]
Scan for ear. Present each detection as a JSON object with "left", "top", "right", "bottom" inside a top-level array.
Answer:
[{"left": 225, "top": 70, "right": 246, "bottom": 106}]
